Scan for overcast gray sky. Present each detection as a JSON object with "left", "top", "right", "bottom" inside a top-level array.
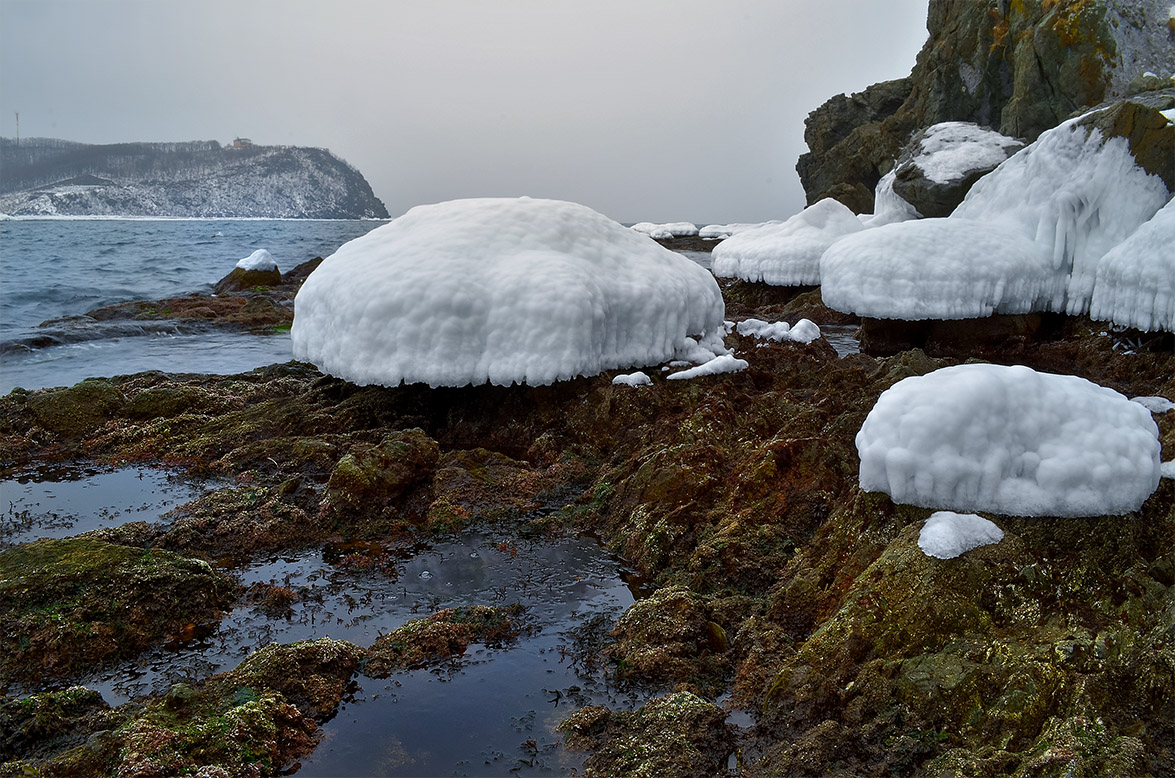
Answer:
[{"left": 0, "top": 0, "right": 929, "bottom": 223}]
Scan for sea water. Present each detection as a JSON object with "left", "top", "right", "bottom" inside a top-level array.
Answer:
[{"left": 0, "top": 218, "right": 384, "bottom": 392}]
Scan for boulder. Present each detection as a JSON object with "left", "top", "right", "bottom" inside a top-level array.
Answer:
[
  {"left": 213, "top": 266, "right": 282, "bottom": 295},
  {"left": 890, "top": 122, "right": 1025, "bottom": 218}
]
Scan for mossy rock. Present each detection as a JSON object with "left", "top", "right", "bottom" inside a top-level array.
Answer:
[
  {"left": 24, "top": 379, "right": 126, "bottom": 437},
  {"left": 0, "top": 538, "right": 241, "bottom": 683},
  {"left": 607, "top": 585, "right": 731, "bottom": 692},
  {"left": 0, "top": 686, "right": 114, "bottom": 763},
  {"left": 213, "top": 267, "right": 282, "bottom": 295},
  {"left": 321, "top": 428, "right": 440, "bottom": 528},
  {"left": 362, "top": 604, "right": 525, "bottom": 677},
  {"left": 559, "top": 692, "right": 732, "bottom": 778},
  {"left": 5, "top": 639, "right": 363, "bottom": 777}
]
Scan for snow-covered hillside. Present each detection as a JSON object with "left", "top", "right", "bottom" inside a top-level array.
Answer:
[{"left": 0, "top": 138, "right": 389, "bottom": 219}]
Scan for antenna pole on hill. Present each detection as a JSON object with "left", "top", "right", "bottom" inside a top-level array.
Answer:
[{"left": 14, "top": 112, "right": 18, "bottom": 146}]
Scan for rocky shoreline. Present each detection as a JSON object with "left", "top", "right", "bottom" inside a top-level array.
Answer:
[{"left": 1, "top": 245, "right": 1171, "bottom": 776}]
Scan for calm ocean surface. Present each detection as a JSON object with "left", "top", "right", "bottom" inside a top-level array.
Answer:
[{"left": 0, "top": 218, "right": 384, "bottom": 393}]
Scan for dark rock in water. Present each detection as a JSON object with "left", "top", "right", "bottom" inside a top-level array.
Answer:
[
  {"left": 213, "top": 266, "right": 283, "bottom": 295},
  {"left": 1073, "top": 91, "right": 1175, "bottom": 192},
  {"left": 797, "top": 0, "right": 1173, "bottom": 212},
  {"left": 857, "top": 313, "right": 1066, "bottom": 357},
  {"left": 362, "top": 604, "right": 525, "bottom": 677},
  {"left": 890, "top": 123, "right": 1025, "bottom": 218}
]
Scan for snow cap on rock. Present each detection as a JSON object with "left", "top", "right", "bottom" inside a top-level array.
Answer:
[
  {"left": 236, "top": 249, "right": 278, "bottom": 272},
  {"left": 918, "top": 512, "right": 1005, "bottom": 559},
  {"left": 292, "top": 197, "right": 726, "bottom": 387},
  {"left": 820, "top": 218, "right": 1065, "bottom": 320},
  {"left": 856, "top": 364, "right": 1162, "bottom": 517},
  {"left": 711, "top": 198, "right": 864, "bottom": 286}
]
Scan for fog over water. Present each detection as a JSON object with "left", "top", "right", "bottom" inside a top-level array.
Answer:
[{"left": 0, "top": 0, "right": 929, "bottom": 223}]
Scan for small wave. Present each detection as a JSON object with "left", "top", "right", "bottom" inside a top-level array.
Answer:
[{"left": 0, "top": 317, "right": 204, "bottom": 355}]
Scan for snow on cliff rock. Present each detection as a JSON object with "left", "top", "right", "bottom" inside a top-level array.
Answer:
[
  {"left": 1089, "top": 198, "right": 1175, "bottom": 333},
  {"left": 903, "top": 122, "right": 1024, "bottom": 186},
  {"left": 856, "top": 364, "right": 1161, "bottom": 517},
  {"left": 711, "top": 198, "right": 864, "bottom": 286},
  {"left": 954, "top": 122, "right": 1168, "bottom": 313},
  {"left": 292, "top": 197, "right": 726, "bottom": 388},
  {"left": 822, "top": 121, "right": 1167, "bottom": 321},
  {"left": 918, "top": 512, "right": 1005, "bottom": 559},
  {"left": 235, "top": 249, "right": 278, "bottom": 272}
]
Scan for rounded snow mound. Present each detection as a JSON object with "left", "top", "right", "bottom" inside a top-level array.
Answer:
[
  {"left": 856, "top": 364, "right": 1161, "bottom": 517},
  {"left": 820, "top": 218, "right": 1065, "bottom": 320},
  {"left": 1089, "top": 197, "right": 1175, "bottom": 333},
  {"left": 236, "top": 249, "right": 278, "bottom": 271},
  {"left": 918, "top": 512, "right": 1005, "bottom": 560},
  {"left": 711, "top": 198, "right": 864, "bottom": 286},
  {"left": 292, "top": 197, "right": 726, "bottom": 387}
]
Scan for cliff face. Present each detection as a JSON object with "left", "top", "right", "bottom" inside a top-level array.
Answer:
[
  {"left": 0, "top": 139, "right": 389, "bottom": 219},
  {"left": 798, "top": 0, "right": 1175, "bottom": 212}
]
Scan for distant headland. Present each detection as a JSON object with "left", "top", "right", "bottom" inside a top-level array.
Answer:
[{"left": 0, "top": 137, "right": 389, "bottom": 219}]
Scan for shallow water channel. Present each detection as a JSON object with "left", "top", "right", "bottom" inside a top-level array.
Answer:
[{"left": 2, "top": 465, "right": 661, "bottom": 776}]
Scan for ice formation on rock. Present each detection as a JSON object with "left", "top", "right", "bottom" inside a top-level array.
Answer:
[
  {"left": 917, "top": 511, "right": 1005, "bottom": 559},
  {"left": 711, "top": 198, "right": 864, "bottom": 286},
  {"left": 821, "top": 219, "right": 1064, "bottom": 320},
  {"left": 735, "top": 318, "right": 822, "bottom": 345},
  {"left": 665, "top": 354, "right": 748, "bottom": 380},
  {"left": 955, "top": 122, "right": 1168, "bottom": 313},
  {"left": 292, "top": 197, "right": 726, "bottom": 387},
  {"left": 821, "top": 121, "right": 1168, "bottom": 321},
  {"left": 856, "top": 364, "right": 1161, "bottom": 517},
  {"left": 236, "top": 249, "right": 278, "bottom": 271},
  {"left": 1089, "top": 198, "right": 1175, "bottom": 333},
  {"left": 1131, "top": 395, "right": 1175, "bottom": 414},
  {"left": 859, "top": 169, "right": 921, "bottom": 228},
  {"left": 698, "top": 222, "right": 779, "bottom": 239}
]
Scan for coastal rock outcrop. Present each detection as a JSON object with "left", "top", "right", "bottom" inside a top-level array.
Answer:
[{"left": 798, "top": 0, "right": 1175, "bottom": 212}]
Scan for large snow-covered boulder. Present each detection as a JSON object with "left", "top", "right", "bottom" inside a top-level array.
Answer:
[
  {"left": 711, "top": 198, "right": 864, "bottom": 286},
  {"left": 292, "top": 197, "right": 726, "bottom": 387},
  {"left": 856, "top": 364, "right": 1162, "bottom": 517},
  {"left": 820, "top": 218, "right": 1064, "bottom": 320},
  {"left": 955, "top": 119, "right": 1169, "bottom": 314},
  {"left": 1089, "top": 197, "right": 1175, "bottom": 332},
  {"left": 890, "top": 122, "right": 1025, "bottom": 218}
]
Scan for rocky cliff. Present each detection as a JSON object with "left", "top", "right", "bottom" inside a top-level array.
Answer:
[
  {"left": 0, "top": 139, "right": 389, "bottom": 219},
  {"left": 798, "top": 0, "right": 1175, "bottom": 212}
]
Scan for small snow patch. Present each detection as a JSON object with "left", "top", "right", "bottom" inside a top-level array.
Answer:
[
  {"left": 236, "top": 249, "right": 278, "bottom": 271},
  {"left": 666, "top": 354, "right": 748, "bottom": 381},
  {"left": 735, "top": 318, "right": 822, "bottom": 344},
  {"left": 1163, "top": 461, "right": 1175, "bottom": 480},
  {"left": 1132, "top": 396, "right": 1175, "bottom": 414},
  {"left": 613, "top": 371, "right": 652, "bottom": 387},
  {"left": 918, "top": 512, "right": 1004, "bottom": 559}
]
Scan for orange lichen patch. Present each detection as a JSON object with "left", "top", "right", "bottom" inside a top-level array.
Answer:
[{"left": 989, "top": 7, "right": 1011, "bottom": 52}]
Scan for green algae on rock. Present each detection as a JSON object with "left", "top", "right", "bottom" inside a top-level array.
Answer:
[
  {"left": 1, "top": 639, "right": 363, "bottom": 778},
  {"left": 362, "top": 604, "right": 526, "bottom": 677},
  {"left": 559, "top": 691, "right": 732, "bottom": 778},
  {"left": 0, "top": 538, "right": 241, "bottom": 685}
]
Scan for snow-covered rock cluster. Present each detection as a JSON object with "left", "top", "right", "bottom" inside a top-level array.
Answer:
[
  {"left": 856, "top": 364, "right": 1162, "bottom": 517},
  {"left": 735, "top": 318, "right": 822, "bottom": 345},
  {"left": 718, "top": 109, "right": 1173, "bottom": 332},
  {"left": 293, "top": 197, "right": 727, "bottom": 388}
]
